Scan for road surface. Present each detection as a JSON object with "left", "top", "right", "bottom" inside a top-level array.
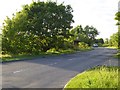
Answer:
[{"left": 2, "top": 47, "right": 118, "bottom": 88}]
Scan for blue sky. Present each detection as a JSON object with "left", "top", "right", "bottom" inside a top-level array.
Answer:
[{"left": 0, "top": 0, "right": 119, "bottom": 39}]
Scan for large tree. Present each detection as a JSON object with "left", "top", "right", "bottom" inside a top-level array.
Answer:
[
  {"left": 70, "top": 25, "right": 99, "bottom": 46},
  {"left": 115, "top": 11, "right": 120, "bottom": 48},
  {"left": 2, "top": 1, "right": 74, "bottom": 54}
]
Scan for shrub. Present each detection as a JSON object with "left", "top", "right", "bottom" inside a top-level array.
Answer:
[
  {"left": 78, "top": 42, "right": 89, "bottom": 49},
  {"left": 46, "top": 48, "right": 59, "bottom": 54},
  {"left": 102, "top": 44, "right": 109, "bottom": 47}
]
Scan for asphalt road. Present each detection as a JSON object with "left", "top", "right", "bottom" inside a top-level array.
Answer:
[{"left": 2, "top": 47, "right": 118, "bottom": 88}]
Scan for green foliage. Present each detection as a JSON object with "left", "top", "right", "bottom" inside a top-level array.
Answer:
[
  {"left": 95, "top": 38, "right": 104, "bottom": 44},
  {"left": 70, "top": 25, "right": 99, "bottom": 46},
  {"left": 0, "top": 34, "right": 1, "bottom": 53},
  {"left": 104, "top": 38, "right": 109, "bottom": 44},
  {"left": 2, "top": 1, "right": 74, "bottom": 54},
  {"left": 115, "top": 11, "right": 120, "bottom": 48},
  {"left": 116, "top": 52, "right": 120, "bottom": 58},
  {"left": 109, "top": 32, "right": 118, "bottom": 47},
  {"left": 46, "top": 48, "right": 59, "bottom": 54},
  {"left": 102, "top": 44, "right": 109, "bottom": 47},
  {"left": 115, "top": 12, "right": 120, "bottom": 25},
  {"left": 78, "top": 42, "right": 89, "bottom": 49},
  {"left": 94, "top": 38, "right": 104, "bottom": 47},
  {"left": 64, "top": 66, "right": 119, "bottom": 88}
]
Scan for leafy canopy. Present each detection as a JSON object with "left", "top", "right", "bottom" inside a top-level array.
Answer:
[
  {"left": 2, "top": 1, "right": 74, "bottom": 54},
  {"left": 70, "top": 25, "right": 99, "bottom": 46}
]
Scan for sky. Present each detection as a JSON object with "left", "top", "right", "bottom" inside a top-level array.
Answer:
[{"left": 0, "top": 0, "right": 119, "bottom": 39}]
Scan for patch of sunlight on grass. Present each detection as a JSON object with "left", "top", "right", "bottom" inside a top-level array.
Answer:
[{"left": 0, "top": 54, "right": 12, "bottom": 58}]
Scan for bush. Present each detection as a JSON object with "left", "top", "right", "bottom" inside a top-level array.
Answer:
[
  {"left": 63, "top": 41, "right": 74, "bottom": 49},
  {"left": 78, "top": 42, "right": 89, "bottom": 49},
  {"left": 97, "top": 43, "right": 102, "bottom": 47},
  {"left": 46, "top": 48, "right": 59, "bottom": 54},
  {"left": 102, "top": 44, "right": 109, "bottom": 47}
]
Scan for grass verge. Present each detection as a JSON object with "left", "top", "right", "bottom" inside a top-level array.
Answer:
[
  {"left": 1, "top": 48, "right": 92, "bottom": 62},
  {"left": 64, "top": 66, "right": 119, "bottom": 89},
  {"left": 1, "top": 51, "right": 73, "bottom": 62},
  {"left": 114, "top": 52, "right": 120, "bottom": 59}
]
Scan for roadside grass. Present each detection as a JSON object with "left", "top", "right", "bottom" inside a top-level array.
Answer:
[
  {"left": 64, "top": 66, "right": 119, "bottom": 89},
  {"left": 114, "top": 52, "right": 120, "bottom": 59},
  {"left": 106, "top": 46, "right": 118, "bottom": 49},
  {"left": 1, "top": 48, "right": 92, "bottom": 62},
  {"left": 1, "top": 54, "right": 43, "bottom": 62},
  {"left": 1, "top": 51, "right": 72, "bottom": 62},
  {"left": 113, "top": 48, "right": 120, "bottom": 59}
]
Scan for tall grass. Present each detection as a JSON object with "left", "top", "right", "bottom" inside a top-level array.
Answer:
[{"left": 64, "top": 66, "right": 119, "bottom": 89}]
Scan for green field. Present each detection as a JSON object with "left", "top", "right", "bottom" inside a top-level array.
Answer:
[{"left": 64, "top": 66, "right": 119, "bottom": 89}]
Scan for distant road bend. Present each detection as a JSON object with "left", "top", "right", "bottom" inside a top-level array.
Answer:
[{"left": 2, "top": 47, "right": 118, "bottom": 88}]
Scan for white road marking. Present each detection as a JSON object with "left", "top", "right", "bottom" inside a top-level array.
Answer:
[
  {"left": 13, "top": 69, "right": 23, "bottom": 74},
  {"left": 50, "top": 62, "right": 57, "bottom": 66},
  {"left": 68, "top": 59, "right": 73, "bottom": 61}
]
